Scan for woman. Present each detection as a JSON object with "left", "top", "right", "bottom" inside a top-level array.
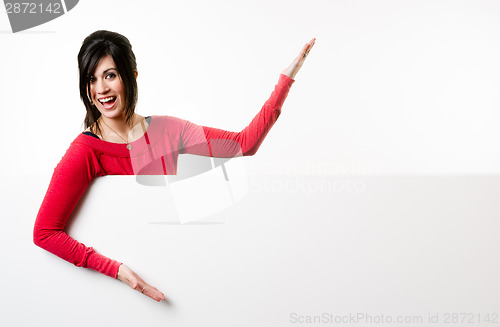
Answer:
[{"left": 33, "top": 30, "right": 315, "bottom": 302}]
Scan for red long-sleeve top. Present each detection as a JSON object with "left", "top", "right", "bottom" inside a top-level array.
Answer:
[{"left": 33, "top": 74, "right": 294, "bottom": 279}]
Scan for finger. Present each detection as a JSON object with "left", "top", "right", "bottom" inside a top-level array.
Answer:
[
  {"left": 143, "top": 286, "right": 165, "bottom": 302},
  {"left": 306, "top": 38, "right": 315, "bottom": 49},
  {"left": 300, "top": 39, "right": 315, "bottom": 62},
  {"left": 139, "top": 283, "right": 166, "bottom": 302},
  {"left": 139, "top": 284, "right": 151, "bottom": 297},
  {"left": 309, "top": 39, "right": 315, "bottom": 52},
  {"left": 304, "top": 39, "right": 315, "bottom": 56},
  {"left": 133, "top": 281, "right": 145, "bottom": 292},
  {"left": 299, "top": 42, "right": 313, "bottom": 60},
  {"left": 154, "top": 290, "right": 166, "bottom": 302},
  {"left": 298, "top": 43, "right": 308, "bottom": 57}
]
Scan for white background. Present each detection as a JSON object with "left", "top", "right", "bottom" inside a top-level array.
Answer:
[{"left": 1, "top": 1, "right": 500, "bottom": 326}]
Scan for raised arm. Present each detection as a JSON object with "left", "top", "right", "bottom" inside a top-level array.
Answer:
[
  {"left": 33, "top": 142, "right": 121, "bottom": 278},
  {"left": 179, "top": 38, "right": 316, "bottom": 157},
  {"left": 179, "top": 73, "right": 295, "bottom": 157}
]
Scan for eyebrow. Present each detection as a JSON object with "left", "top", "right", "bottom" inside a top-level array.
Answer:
[{"left": 90, "top": 67, "right": 117, "bottom": 77}]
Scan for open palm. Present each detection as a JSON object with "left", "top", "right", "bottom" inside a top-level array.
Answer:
[{"left": 281, "top": 38, "right": 316, "bottom": 79}]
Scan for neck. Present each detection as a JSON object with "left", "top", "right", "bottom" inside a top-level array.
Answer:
[
  {"left": 99, "top": 113, "right": 134, "bottom": 137},
  {"left": 97, "top": 113, "right": 139, "bottom": 143}
]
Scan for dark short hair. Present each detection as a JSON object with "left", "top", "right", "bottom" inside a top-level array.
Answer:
[{"left": 78, "top": 30, "right": 138, "bottom": 136}]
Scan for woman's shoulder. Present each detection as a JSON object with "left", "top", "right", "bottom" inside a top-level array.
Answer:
[
  {"left": 54, "top": 134, "right": 100, "bottom": 169},
  {"left": 152, "top": 114, "right": 189, "bottom": 127}
]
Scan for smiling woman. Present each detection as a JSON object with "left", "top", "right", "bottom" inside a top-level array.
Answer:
[
  {"left": 78, "top": 30, "right": 140, "bottom": 144},
  {"left": 33, "top": 30, "right": 315, "bottom": 303},
  {"left": 91, "top": 67, "right": 120, "bottom": 109},
  {"left": 84, "top": 55, "right": 140, "bottom": 146},
  {"left": 88, "top": 58, "right": 124, "bottom": 114}
]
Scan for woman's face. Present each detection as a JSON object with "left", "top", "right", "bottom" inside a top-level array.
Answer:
[{"left": 87, "top": 54, "right": 126, "bottom": 120}]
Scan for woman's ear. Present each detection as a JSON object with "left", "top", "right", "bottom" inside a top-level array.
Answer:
[{"left": 134, "top": 70, "right": 138, "bottom": 79}]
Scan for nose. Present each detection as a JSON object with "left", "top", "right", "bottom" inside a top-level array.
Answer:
[{"left": 94, "top": 78, "right": 110, "bottom": 95}]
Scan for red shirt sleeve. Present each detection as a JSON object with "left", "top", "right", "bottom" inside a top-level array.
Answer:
[
  {"left": 33, "top": 141, "right": 122, "bottom": 279},
  {"left": 179, "top": 73, "right": 295, "bottom": 157}
]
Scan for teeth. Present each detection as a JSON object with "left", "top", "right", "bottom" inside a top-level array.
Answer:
[{"left": 99, "top": 96, "right": 116, "bottom": 103}]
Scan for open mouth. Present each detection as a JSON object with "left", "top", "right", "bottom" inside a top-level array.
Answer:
[{"left": 98, "top": 96, "right": 117, "bottom": 110}]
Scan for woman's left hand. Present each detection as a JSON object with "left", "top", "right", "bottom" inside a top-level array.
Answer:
[
  {"left": 281, "top": 38, "right": 316, "bottom": 80},
  {"left": 117, "top": 264, "right": 166, "bottom": 302}
]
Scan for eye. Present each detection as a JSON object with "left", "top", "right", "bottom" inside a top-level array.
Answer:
[
  {"left": 106, "top": 73, "right": 116, "bottom": 79},
  {"left": 89, "top": 76, "right": 96, "bottom": 83}
]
